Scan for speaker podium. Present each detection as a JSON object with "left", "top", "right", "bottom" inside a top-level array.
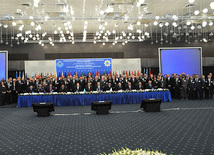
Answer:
[
  {"left": 141, "top": 99, "right": 162, "bottom": 112},
  {"left": 32, "top": 103, "right": 54, "bottom": 117},
  {"left": 91, "top": 101, "right": 112, "bottom": 115}
]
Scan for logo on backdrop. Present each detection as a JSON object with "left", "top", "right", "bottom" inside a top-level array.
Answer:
[
  {"left": 104, "top": 60, "right": 111, "bottom": 67},
  {"left": 56, "top": 61, "right": 64, "bottom": 68}
]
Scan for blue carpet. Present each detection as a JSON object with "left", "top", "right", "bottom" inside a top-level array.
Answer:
[{"left": 0, "top": 100, "right": 214, "bottom": 155}]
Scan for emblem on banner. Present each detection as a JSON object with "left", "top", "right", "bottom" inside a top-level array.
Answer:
[
  {"left": 57, "top": 61, "right": 64, "bottom": 68},
  {"left": 104, "top": 60, "right": 111, "bottom": 67}
]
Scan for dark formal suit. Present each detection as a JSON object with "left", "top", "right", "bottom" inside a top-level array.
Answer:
[
  {"left": 28, "top": 87, "right": 36, "bottom": 93},
  {"left": 145, "top": 83, "right": 153, "bottom": 89},
  {"left": 46, "top": 86, "right": 55, "bottom": 93},
  {"left": 115, "top": 84, "right": 124, "bottom": 91},
  {"left": 174, "top": 78, "right": 182, "bottom": 99},
  {"left": 187, "top": 80, "right": 196, "bottom": 99},
  {"left": 0, "top": 85, "right": 7, "bottom": 105},
  {"left": 59, "top": 87, "right": 67, "bottom": 93},
  {"left": 85, "top": 85, "right": 93, "bottom": 92},
  {"left": 73, "top": 86, "right": 83, "bottom": 92},
  {"left": 206, "top": 78, "right": 213, "bottom": 99},
  {"left": 195, "top": 78, "right": 202, "bottom": 99}
]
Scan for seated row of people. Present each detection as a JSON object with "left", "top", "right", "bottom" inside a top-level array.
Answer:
[{"left": 26, "top": 81, "right": 154, "bottom": 93}]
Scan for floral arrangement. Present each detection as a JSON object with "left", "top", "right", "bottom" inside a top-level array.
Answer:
[
  {"left": 99, "top": 148, "right": 166, "bottom": 155},
  {"left": 19, "top": 89, "right": 169, "bottom": 96}
]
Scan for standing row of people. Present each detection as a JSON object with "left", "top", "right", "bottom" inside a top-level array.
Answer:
[{"left": 0, "top": 72, "right": 213, "bottom": 105}]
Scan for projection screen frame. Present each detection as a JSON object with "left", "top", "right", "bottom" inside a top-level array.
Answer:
[
  {"left": 158, "top": 47, "right": 203, "bottom": 75},
  {"left": 0, "top": 50, "right": 8, "bottom": 80}
]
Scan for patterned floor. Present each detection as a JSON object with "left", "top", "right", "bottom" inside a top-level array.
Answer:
[{"left": 0, "top": 100, "right": 214, "bottom": 155}]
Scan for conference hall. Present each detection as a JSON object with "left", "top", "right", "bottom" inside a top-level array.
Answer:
[{"left": 0, "top": 0, "right": 214, "bottom": 154}]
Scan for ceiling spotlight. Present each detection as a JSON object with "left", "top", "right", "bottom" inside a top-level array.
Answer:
[
  {"left": 144, "top": 24, "right": 148, "bottom": 27},
  {"left": 70, "top": 9, "right": 74, "bottom": 15},
  {"left": 191, "top": 25, "right": 195, "bottom": 30},
  {"left": 172, "top": 15, "right": 178, "bottom": 20},
  {"left": 115, "top": 23, "right": 118, "bottom": 27},
  {"left": 159, "top": 23, "right": 163, "bottom": 27},
  {"left": 33, "top": 0, "right": 40, "bottom": 7},
  {"left": 203, "top": 8, "right": 208, "bottom": 13},
  {"left": 19, "top": 27, "right": 23, "bottom": 31},
  {"left": 84, "top": 21, "right": 88, "bottom": 25},
  {"left": 153, "top": 21, "right": 158, "bottom": 26},
  {"left": 210, "top": 2, "right": 214, "bottom": 9},
  {"left": 186, "top": 21, "right": 191, "bottom": 25},
  {"left": 31, "top": 21, "right": 35, "bottom": 26},
  {"left": 12, "top": 22, "right": 17, "bottom": 26},
  {"left": 100, "top": 10, "right": 105, "bottom": 15},
  {"left": 202, "top": 21, "right": 207, "bottom": 27},
  {"left": 41, "top": 43, "right": 44, "bottom": 46},
  {"left": 137, "top": 21, "right": 141, "bottom": 25},
  {"left": 188, "top": 0, "right": 195, "bottom": 4},
  {"left": 29, "top": 16, "right": 34, "bottom": 19},
  {"left": 4, "top": 24, "right": 8, "bottom": 28},
  {"left": 106, "top": 5, "right": 114, "bottom": 13},
  {"left": 155, "top": 16, "right": 160, "bottom": 20},
  {"left": 58, "top": 27, "right": 61, "bottom": 31},
  {"left": 172, "top": 22, "right": 178, "bottom": 27},
  {"left": 209, "top": 21, "right": 213, "bottom": 26},
  {"left": 165, "top": 22, "right": 169, "bottom": 26},
  {"left": 194, "top": 10, "right": 200, "bottom": 15},
  {"left": 63, "top": 6, "right": 69, "bottom": 13},
  {"left": 103, "top": 42, "right": 105, "bottom": 45}
]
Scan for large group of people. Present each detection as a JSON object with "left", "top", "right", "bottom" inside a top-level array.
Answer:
[{"left": 0, "top": 72, "right": 213, "bottom": 105}]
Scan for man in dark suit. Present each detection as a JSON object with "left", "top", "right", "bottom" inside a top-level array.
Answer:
[
  {"left": 46, "top": 84, "right": 55, "bottom": 93},
  {"left": 37, "top": 84, "right": 44, "bottom": 93},
  {"left": 136, "top": 82, "right": 143, "bottom": 90},
  {"left": 105, "top": 82, "right": 113, "bottom": 91},
  {"left": 6, "top": 79, "right": 13, "bottom": 104},
  {"left": 195, "top": 74, "right": 202, "bottom": 99},
  {"left": 85, "top": 82, "right": 93, "bottom": 92},
  {"left": 53, "top": 77, "right": 60, "bottom": 92},
  {"left": 73, "top": 83, "right": 83, "bottom": 92},
  {"left": 71, "top": 76, "right": 77, "bottom": 90},
  {"left": 131, "top": 75, "right": 136, "bottom": 89},
  {"left": 1, "top": 81, "right": 7, "bottom": 105},
  {"left": 145, "top": 81, "right": 153, "bottom": 89},
  {"left": 115, "top": 82, "right": 124, "bottom": 91},
  {"left": 187, "top": 76, "right": 196, "bottom": 99},
  {"left": 59, "top": 84, "right": 67, "bottom": 93},
  {"left": 28, "top": 85, "right": 35, "bottom": 93},
  {"left": 174, "top": 75, "right": 182, "bottom": 99},
  {"left": 126, "top": 82, "right": 133, "bottom": 91},
  {"left": 25, "top": 78, "right": 31, "bottom": 91},
  {"left": 206, "top": 75, "right": 213, "bottom": 99},
  {"left": 152, "top": 77, "right": 159, "bottom": 89},
  {"left": 201, "top": 75, "right": 206, "bottom": 99},
  {"left": 78, "top": 77, "right": 85, "bottom": 90},
  {"left": 16, "top": 77, "right": 23, "bottom": 94},
  {"left": 94, "top": 82, "right": 103, "bottom": 92}
]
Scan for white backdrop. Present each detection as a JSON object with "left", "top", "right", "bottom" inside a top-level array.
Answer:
[
  {"left": 112, "top": 58, "right": 141, "bottom": 74},
  {"left": 25, "top": 60, "right": 55, "bottom": 76},
  {"left": 25, "top": 58, "right": 141, "bottom": 76}
]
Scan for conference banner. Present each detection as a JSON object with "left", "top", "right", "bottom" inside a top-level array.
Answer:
[{"left": 56, "top": 58, "right": 112, "bottom": 77}]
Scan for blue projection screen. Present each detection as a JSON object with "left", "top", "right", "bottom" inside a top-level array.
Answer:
[
  {"left": 159, "top": 48, "right": 202, "bottom": 76},
  {"left": 0, "top": 51, "right": 8, "bottom": 80}
]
